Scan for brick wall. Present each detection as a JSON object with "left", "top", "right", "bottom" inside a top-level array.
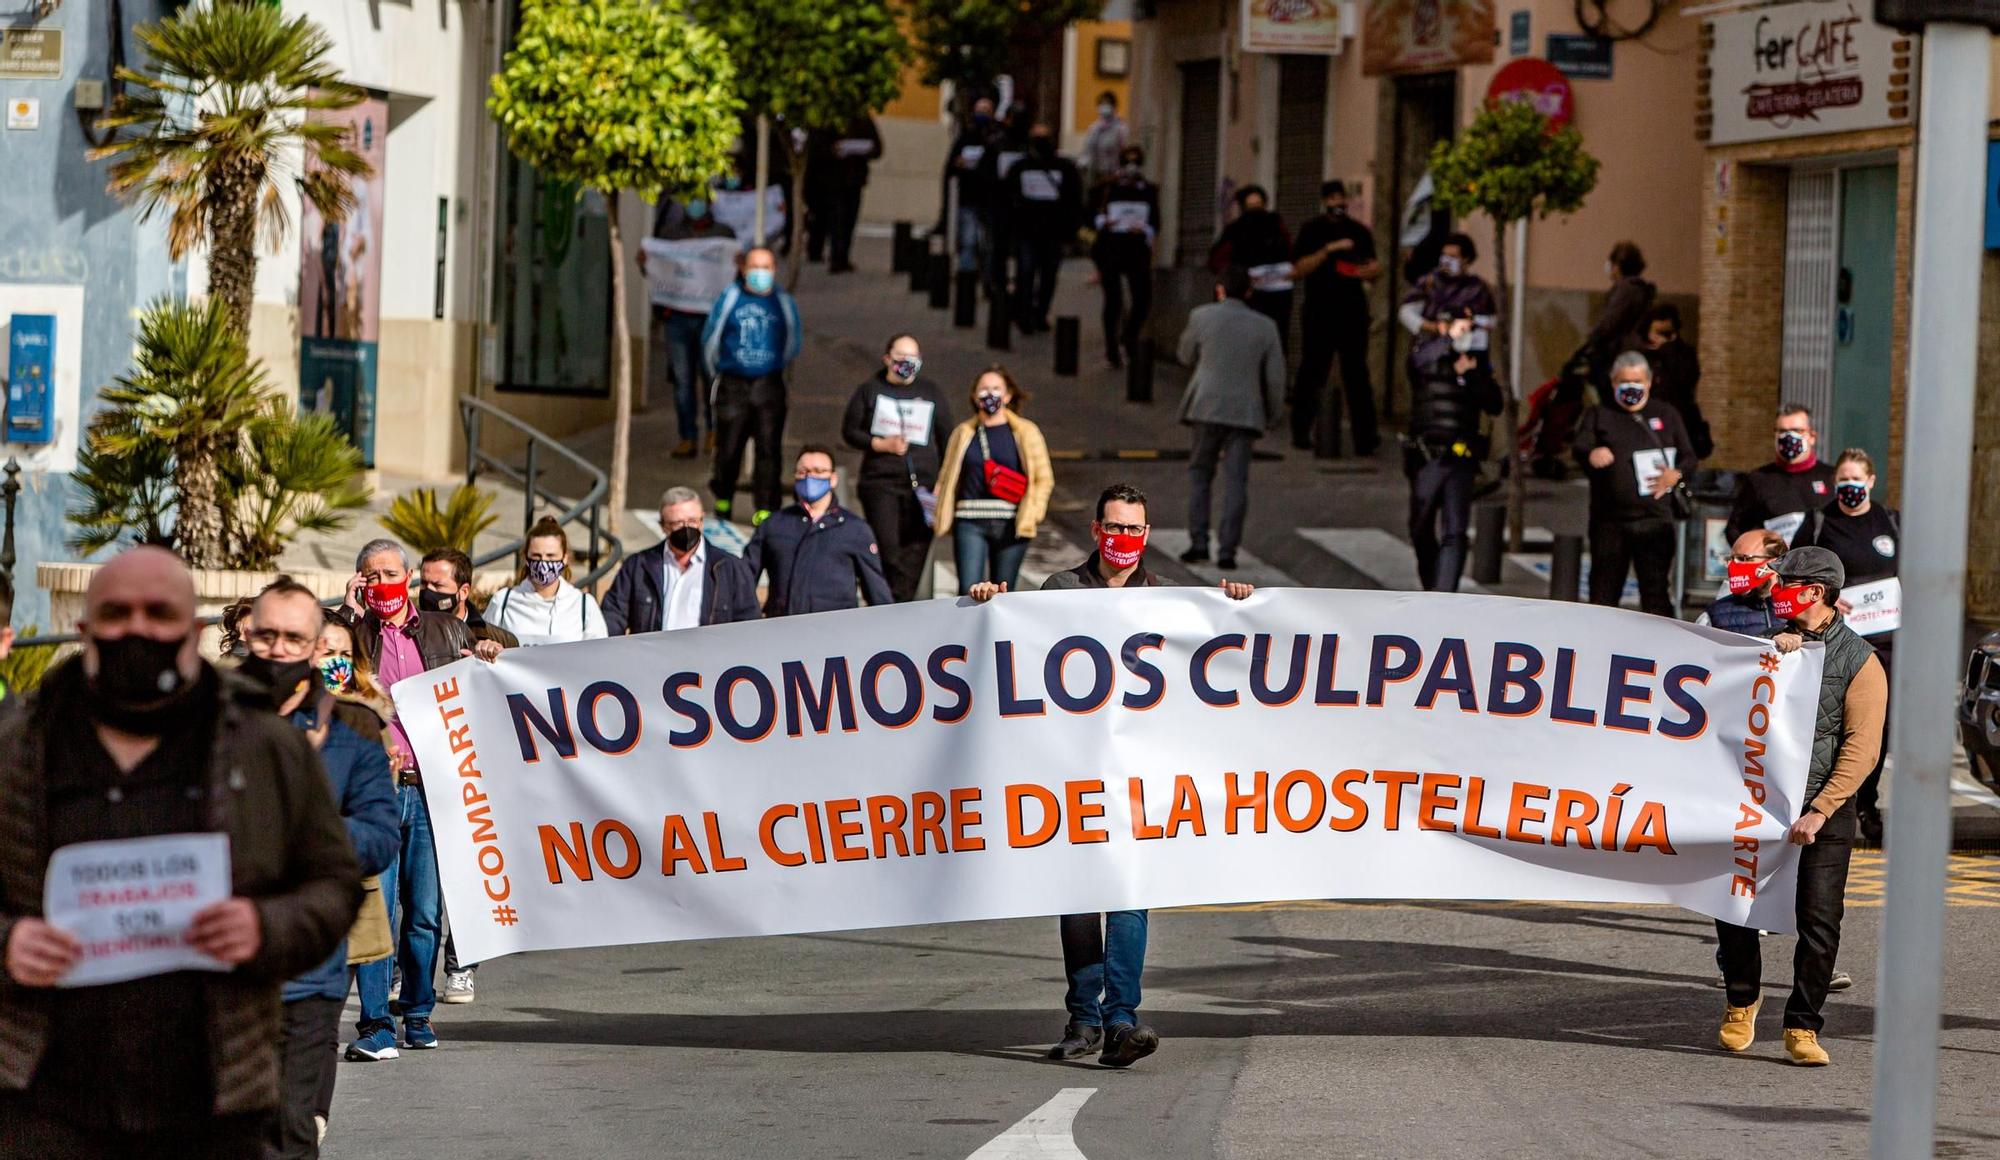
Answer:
[{"left": 1971, "top": 254, "right": 2000, "bottom": 624}]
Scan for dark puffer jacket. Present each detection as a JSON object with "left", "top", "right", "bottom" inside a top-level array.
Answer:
[{"left": 0, "top": 660, "right": 362, "bottom": 1116}]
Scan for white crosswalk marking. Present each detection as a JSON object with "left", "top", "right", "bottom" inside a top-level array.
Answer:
[
  {"left": 1295, "top": 528, "right": 1486, "bottom": 594},
  {"left": 966, "top": 1088, "right": 1096, "bottom": 1159},
  {"left": 1507, "top": 552, "right": 1640, "bottom": 607},
  {"left": 1145, "top": 529, "right": 1297, "bottom": 588}
]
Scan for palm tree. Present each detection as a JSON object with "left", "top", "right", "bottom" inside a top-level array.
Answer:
[
  {"left": 88, "top": 299, "right": 272, "bottom": 569},
  {"left": 92, "top": 1, "right": 370, "bottom": 341}
]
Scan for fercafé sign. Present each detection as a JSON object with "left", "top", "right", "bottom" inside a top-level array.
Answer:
[
  {"left": 1707, "top": 0, "right": 1913, "bottom": 146},
  {"left": 393, "top": 588, "right": 1824, "bottom": 966}
]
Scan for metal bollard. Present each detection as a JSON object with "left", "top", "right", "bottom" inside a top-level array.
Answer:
[
  {"left": 1471, "top": 503, "right": 1507, "bottom": 585},
  {"left": 891, "top": 222, "right": 914, "bottom": 273},
  {"left": 1054, "top": 316, "right": 1080, "bottom": 376},
  {"left": 927, "top": 251, "right": 951, "bottom": 310},
  {"left": 1126, "top": 338, "right": 1154, "bottom": 403},
  {"left": 908, "top": 236, "right": 929, "bottom": 294},
  {"left": 953, "top": 271, "right": 978, "bottom": 328},
  {"left": 1549, "top": 533, "right": 1584, "bottom": 602},
  {"left": 986, "top": 288, "right": 1012, "bottom": 351}
]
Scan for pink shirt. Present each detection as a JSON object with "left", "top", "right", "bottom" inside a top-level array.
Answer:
[{"left": 375, "top": 617, "right": 424, "bottom": 771}]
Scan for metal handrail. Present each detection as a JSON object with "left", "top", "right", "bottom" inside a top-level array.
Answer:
[{"left": 459, "top": 393, "right": 624, "bottom": 589}]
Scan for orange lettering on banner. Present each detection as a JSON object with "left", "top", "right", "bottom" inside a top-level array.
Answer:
[
  {"left": 1417, "top": 772, "right": 1462, "bottom": 831},
  {"left": 868, "top": 795, "right": 912, "bottom": 858},
  {"left": 540, "top": 822, "right": 593, "bottom": 882},
  {"left": 1459, "top": 776, "right": 1503, "bottom": 839},
  {"left": 803, "top": 802, "right": 828, "bottom": 863},
  {"left": 1007, "top": 783, "right": 1061, "bottom": 848},
  {"left": 950, "top": 787, "right": 986, "bottom": 851},
  {"left": 1506, "top": 782, "right": 1552, "bottom": 844},
  {"left": 1066, "top": 780, "right": 1109, "bottom": 844},
  {"left": 1273, "top": 769, "right": 1325, "bottom": 833},
  {"left": 911, "top": 791, "right": 949, "bottom": 854},
  {"left": 1373, "top": 770, "right": 1420, "bottom": 830},
  {"left": 1547, "top": 789, "right": 1598, "bottom": 848},
  {"left": 1327, "top": 769, "right": 1369, "bottom": 832},
  {"left": 759, "top": 805, "right": 807, "bottom": 867},
  {"left": 1129, "top": 778, "right": 1167, "bottom": 840},
  {"left": 592, "top": 819, "right": 642, "bottom": 878},
  {"left": 661, "top": 814, "right": 709, "bottom": 876},
  {"left": 1164, "top": 776, "right": 1206, "bottom": 838},
  {"left": 826, "top": 798, "right": 868, "bottom": 862},
  {"left": 704, "top": 811, "right": 748, "bottom": 871},
  {"left": 1224, "top": 771, "right": 1269, "bottom": 834}
]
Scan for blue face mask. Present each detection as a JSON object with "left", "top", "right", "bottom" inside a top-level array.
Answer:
[
  {"left": 745, "top": 268, "right": 775, "bottom": 294},
  {"left": 795, "top": 475, "right": 834, "bottom": 503},
  {"left": 686, "top": 199, "right": 709, "bottom": 219}
]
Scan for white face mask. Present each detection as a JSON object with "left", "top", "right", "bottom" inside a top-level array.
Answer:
[
  {"left": 1438, "top": 255, "right": 1464, "bottom": 277},
  {"left": 1098, "top": 103, "right": 1115, "bottom": 119}
]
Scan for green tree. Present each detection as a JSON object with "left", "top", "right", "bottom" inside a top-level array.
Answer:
[
  {"left": 1429, "top": 98, "right": 1599, "bottom": 549},
  {"left": 490, "top": 0, "right": 740, "bottom": 535},
  {"left": 379, "top": 484, "right": 500, "bottom": 555},
  {"left": 93, "top": 1, "right": 370, "bottom": 342},
  {"left": 911, "top": 0, "right": 1102, "bottom": 114},
  {"left": 690, "top": 0, "right": 908, "bottom": 285},
  {"left": 70, "top": 298, "right": 369, "bottom": 570}
]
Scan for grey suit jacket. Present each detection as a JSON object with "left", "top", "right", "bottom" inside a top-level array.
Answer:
[{"left": 1175, "top": 297, "right": 1286, "bottom": 434}]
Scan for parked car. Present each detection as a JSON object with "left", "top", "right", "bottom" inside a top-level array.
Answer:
[{"left": 1962, "top": 630, "right": 2000, "bottom": 788}]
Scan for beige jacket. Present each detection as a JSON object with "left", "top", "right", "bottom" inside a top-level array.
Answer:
[{"left": 932, "top": 411, "right": 1055, "bottom": 540}]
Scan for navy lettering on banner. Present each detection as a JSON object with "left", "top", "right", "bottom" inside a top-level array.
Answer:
[
  {"left": 1119, "top": 632, "right": 1166, "bottom": 710},
  {"left": 508, "top": 690, "right": 578, "bottom": 763},
  {"left": 1487, "top": 642, "right": 1545, "bottom": 716},
  {"left": 783, "top": 658, "right": 858, "bottom": 737},
  {"left": 995, "top": 640, "right": 1046, "bottom": 717},
  {"left": 1549, "top": 648, "right": 1598, "bottom": 726},
  {"left": 662, "top": 673, "right": 712, "bottom": 748},
  {"left": 860, "top": 651, "right": 925, "bottom": 728},
  {"left": 1191, "top": 633, "right": 1247, "bottom": 707},
  {"left": 927, "top": 644, "right": 973, "bottom": 723},
  {"left": 716, "top": 665, "right": 777, "bottom": 742},
  {"left": 1366, "top": 635, "right": 1422, "bottom": 706},
  {"left": 1659, "top": 663, "right": 1713, "bottom": 740},
  {"left": 1415, "top": 637, "right": 1478, "bottom": 712},
  {"left": 1604, "top": 655, "right": 1656, "bottom": 734},
  {"left": 1044, "top": 635, "right": 1114, "bottom": 714},
  {"left": 1250, "top": 634, "right": 1310, "bottom": 707},
  {"left": 1314, "top": 634, "right": 1360, "bottom": 706},
  {"left": 578, "top": 681, "right": 642, "bottom": 755}
]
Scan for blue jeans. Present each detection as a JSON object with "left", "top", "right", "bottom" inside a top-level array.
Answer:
[
  {"left": 952, "top": 517, "right": 1029, "bottom": 591},
  {"left": 356, "top": 783, "right": 442, "bottom": 1030},
  {"left": 662, "top": 310, "right": 710, "bottom": 444},
  {"left": 956, "top": 205, "right": 987, "bottom": 274},
  {"left": 1060, "top": 910, "right": 1148, "bottom": 1028}
]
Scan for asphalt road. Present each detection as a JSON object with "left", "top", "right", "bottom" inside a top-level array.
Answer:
[{"left": 321, "top": 869, "right": 2000, "bottom": 1160}]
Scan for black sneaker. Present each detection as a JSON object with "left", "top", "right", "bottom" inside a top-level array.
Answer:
[
  {"left": 1217, "top": 556, "right": 1239, "bottom": 570},
  {"left": 1098, "top": 1023, "right": 1160, "bottom": 1068},
  {"left": 1179, "top": 545, "right": 1210, "bottom": 564},
  {"left": 1047, "top": 1023, "right": 1104, "bottom": 1060}
]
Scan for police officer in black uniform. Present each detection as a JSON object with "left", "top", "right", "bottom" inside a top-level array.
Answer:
[
  {"left": 1404, "top": 311, "right": 1502, "bottom": 592},
  {"left": 741, "top": 444, "right": 894, "bottom": 616}
]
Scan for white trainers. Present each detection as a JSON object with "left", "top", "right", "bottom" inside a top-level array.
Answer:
[{"left": 442, "top": 969, "right": 476, "bottom": 1005}]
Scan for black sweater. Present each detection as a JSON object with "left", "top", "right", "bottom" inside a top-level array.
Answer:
[
  {"left": 842, "top": 371, "right": 954, "bottom": 486},
  {"left": 1724, "top": 460, "right": 1836, "bottom": 542},
  {"left": 1572, "top": 399, "right": 1698, "bottom": 523}
]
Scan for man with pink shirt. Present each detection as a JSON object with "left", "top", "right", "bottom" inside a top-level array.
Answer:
[{"left": 337, "top": 539, "right": 497, "bottom": 1060}]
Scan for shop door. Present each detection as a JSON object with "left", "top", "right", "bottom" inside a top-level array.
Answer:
[
  {"left": 1381, "top": 72, "right": 1456, "bottom": 416},
  {"left": 1779, "top": 169, "right": 1837, "bottom": 426},
  {"left": 1276, "top": 55, "right": 1329, "bottom": 373},
  {"left": 1175, "top": 60, "right": 1222, "bottom": 269},
  {"left": 1830, "top": 165, "right": 1897, "bottom": 469}
]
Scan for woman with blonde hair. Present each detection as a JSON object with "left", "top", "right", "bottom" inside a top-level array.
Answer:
[
  {"left": 932, "top": 365, "right": 1054, "bottom": 593},
  {"left": 485, "top": 516, "right": 609, "bottom": 645}
]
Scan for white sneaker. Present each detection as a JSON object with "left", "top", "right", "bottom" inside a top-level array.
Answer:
[{"left": 442, "top": 969, "right": 476, "bottom": 1004}]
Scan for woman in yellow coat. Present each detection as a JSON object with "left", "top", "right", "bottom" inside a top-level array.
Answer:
[{"left": 933, "top": 366, "right": 1055, "bottom": 592}]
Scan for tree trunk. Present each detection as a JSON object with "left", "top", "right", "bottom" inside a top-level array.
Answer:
[
  {"left": 1493, "top": 219, "right": 1526, "bottom": 553},
  {"left": 174, "top": 435, "right": 228, "bottom": 570},
  {"left": 604, "top": 191, "right": 631, "bottom": 549},
  {"left": 206, "top": 159, "right": 262, "bottom": 345},
  {"left": 787, "top": 148, "right": 809, "bottom": 291}
]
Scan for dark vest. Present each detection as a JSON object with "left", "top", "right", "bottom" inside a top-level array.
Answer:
[
  {"left": 1786, "top": 614, "right": 1875, "bottom": 803},
  {"left": 1409, "top": 353, "right": 1492, "bottom": 448}
]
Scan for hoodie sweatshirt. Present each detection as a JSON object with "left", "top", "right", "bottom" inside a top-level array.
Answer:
[{"left": 486, "top": 578, "right": 609, "bottom": 646}]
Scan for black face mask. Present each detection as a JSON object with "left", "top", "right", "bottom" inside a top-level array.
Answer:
[
  {"left": 238, "top": 654, "right": 317, "bottom": 710},
  {"left": 667, "top": 525, "right": 704, "bottom": 553},
  {"left": 1030, "top": 137, "right": 1054, "bottom": 159},
  {"left": 417, "top": 587, "right": 460, "bottom": 615},
  {"left": 88, "top": 634, "right": 194, "bottom": 735}
]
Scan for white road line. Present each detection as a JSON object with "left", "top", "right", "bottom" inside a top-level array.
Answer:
[
  {"left": 1295, "top": 528, "right": 1486, "bottom": 594},
  {"left": 1146, "top": 529, "right": 1297, "bottom": 588},
  {"left": 966, "top": 1088, "right": 1097, "bottom": 1159}
]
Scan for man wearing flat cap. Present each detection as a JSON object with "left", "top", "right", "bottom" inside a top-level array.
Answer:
[{"left": 1712, "top": 545, "right": 1886, "bottom": 1067}]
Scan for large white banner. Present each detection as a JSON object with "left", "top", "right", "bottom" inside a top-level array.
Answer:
[{"left": 392, "top": 589, "right": 1823, "bottom": 965}]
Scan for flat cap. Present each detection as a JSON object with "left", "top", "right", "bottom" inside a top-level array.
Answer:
[{"left": 1776, "top": 545, "right": 1845, "bottom": 590}]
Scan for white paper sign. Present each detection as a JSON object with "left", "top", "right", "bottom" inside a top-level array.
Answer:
[
  {"left": 870, "top": 395, "right": 936, "bottom": 446},
  {"left": 954, "top": 144, "right": 986, "bottom": 169},
  {"left": 1018, "top": 169, "right": 1060, "bottom": 202},
  {"left": 392, "top": 588, "right": 1822, "bottom": 965},
  {"left": 1764, "top": 511, "right": 1806, "bottom": 547},
  {"left": 1104, "top": 200, "right": 1151, "bottom": 234},
  {"left": 711, "top": 186, "right": 787, "bottom": 247},
  {"left": 1248, "top": 262, "right": 1295, "bottom": 292},
  {"left": 834, "top": 138, "right": 875, "bottom": 159},
  {"left": 1844, "top": 577, "right": 1901, "bottom": 636},
  {"left": 1633, "top": 447, "right": 1678, "bottom": 497},
  {"left": 997, "top": 151, "right": 1025, "bottom": 178},
  {"left": 640, "top": 236, "right": 740, "bottom": 313},
  {"left": 44, "top": 833, "right": 232, "bottom": 988}
]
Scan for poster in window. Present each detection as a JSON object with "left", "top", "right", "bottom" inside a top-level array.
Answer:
[{"left": 1363, "top": 0, "right": 1496, "bottom": 76}]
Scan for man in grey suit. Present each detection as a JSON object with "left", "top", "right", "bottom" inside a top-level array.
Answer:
[{"left": 1176, "top": 265, "right": 1286, "bottom": 569}]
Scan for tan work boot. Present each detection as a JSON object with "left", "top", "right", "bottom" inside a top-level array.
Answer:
[
  {"left": 1784, "top": 1029, "right": 1831, "bottom": 1066},
  {"left": 1718, "top": 998, "right": 1760, "bottom": 1052}
]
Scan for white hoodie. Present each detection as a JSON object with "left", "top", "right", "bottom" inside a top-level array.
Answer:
[{"left": 486, "top": 578, "right": 608, "bottom": 646}]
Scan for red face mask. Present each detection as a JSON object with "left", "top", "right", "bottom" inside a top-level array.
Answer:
[
  {"left": 365, "top": 581, "right": 409, "bottom": 618},
  {"left": 1769, "top": 582, "right": 1820, "bottom": 620},
  {"left": 1725, "top": 559, "right": 1771, "bottom": 596},
  {"left": 1098, "top": 531, "right": 1146, "bottom": 569}
]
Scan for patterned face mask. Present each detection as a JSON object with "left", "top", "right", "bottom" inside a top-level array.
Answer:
[
  {"left": 317, "top": 655, "right": 355, "bottom": 693},
  {"left": 527, "top": 559, "right": 565, "bottom": 588}
]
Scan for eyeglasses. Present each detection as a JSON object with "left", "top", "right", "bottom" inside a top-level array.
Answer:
[
  {"left": 247, "top": 628, "right": 317, "bottom": 651},
  {"left": 1099, "top": 523, "right": 1148, "bottom": 537},
  {"left": 795, "top": 467, "right": 834, "bottom": 479}
]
